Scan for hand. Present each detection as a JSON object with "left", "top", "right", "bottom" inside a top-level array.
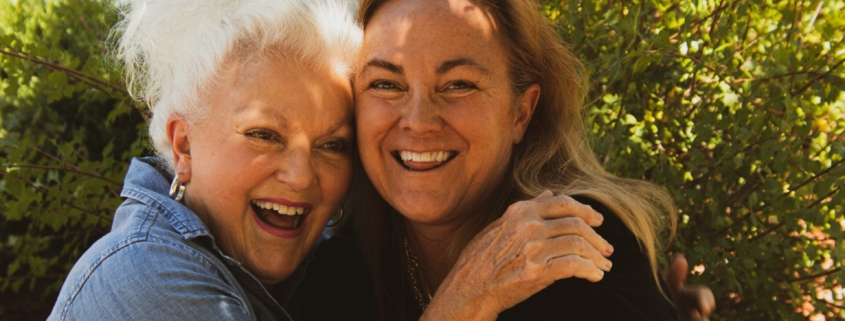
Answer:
[
  {"left": 421, "top": 191, "right": 614, "bottom": 321},
  {"left": 666, "top": 254, "right": 716, "bottom": 321}
]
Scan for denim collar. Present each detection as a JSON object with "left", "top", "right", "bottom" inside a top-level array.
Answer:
[
  {"left": 119, "top": 157, "right": 211, "bottom": 240},
  {"left": 118, "top": 157, "right": 314, "bottom": 308}
]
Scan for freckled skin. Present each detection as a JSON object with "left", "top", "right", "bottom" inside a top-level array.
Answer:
[
  {"left": 355, "top": 0, "right": 535, "bottom": 231},
  {"left": 175, "top": 56, "right": 353, "bottom": 287}
]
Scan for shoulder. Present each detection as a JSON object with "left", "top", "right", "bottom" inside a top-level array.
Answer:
[
  {"left": 49, "top": 233, "right": 250, "bottom": 321},
  {"left": 498, "top": 196, "right": 677, "bottom": 321},
  {"left": 571, "top": 196, "right": 640, "bottom": 255}
]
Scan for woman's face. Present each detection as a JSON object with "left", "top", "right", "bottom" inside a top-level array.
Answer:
[
  {"left": 355, "top": 0, "right": 538, "bottom": 226},
  {"left": 179, "top": 56, "right": 353, "bottom": 286}
]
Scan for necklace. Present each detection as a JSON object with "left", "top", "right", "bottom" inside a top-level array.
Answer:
[{"left": 404, "top": 237, "right": 433, "bottom": 310}]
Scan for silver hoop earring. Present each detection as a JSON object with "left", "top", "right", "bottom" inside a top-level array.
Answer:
[
  {"left": 169, "top": 173, "right": 186, "bottom": 202},
  {"left": 326, "top": 204, "right": 344, "bottom": 227}
]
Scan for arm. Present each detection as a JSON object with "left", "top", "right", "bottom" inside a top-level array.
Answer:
[{"left": 51, "top": 240, "right": 254, "bottom": 321}]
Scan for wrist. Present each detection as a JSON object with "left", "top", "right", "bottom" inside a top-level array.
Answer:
[{"left": 421, "top": 286, "right": 501, "bottom": 321}]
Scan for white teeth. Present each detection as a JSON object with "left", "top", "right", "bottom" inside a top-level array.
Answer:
[
  {"left": 251, "top": 200, "right": 305, "bottom": 216},
  {"left": 399, "top": 150, "right": 455, "bottom": 163}
]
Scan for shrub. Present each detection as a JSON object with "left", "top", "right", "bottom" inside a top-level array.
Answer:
[
  {"left": 0, "top": 0, "right": 148, "bottom": 300},
  {"left": 546, "top": 0, "right": 845, "bottom": 319}
]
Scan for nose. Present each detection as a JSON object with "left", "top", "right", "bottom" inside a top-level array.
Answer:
[
  {"left": 274, "top": 147, "right": 316, "bottom": 192},
  {"left": 398, "top": 92, "right": 443, "bottom": 134}
]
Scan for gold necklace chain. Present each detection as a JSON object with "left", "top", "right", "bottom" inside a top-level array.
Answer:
[{"left": 404, "top": 237, "right": 433, "bottom": 311}]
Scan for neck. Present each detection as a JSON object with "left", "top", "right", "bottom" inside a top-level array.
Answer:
[
  {"left": 400, "top": 172, "right": 517, "bottom": 301},
  {"left": 404, "top": 216, "right": 472, "bottom": 295}
]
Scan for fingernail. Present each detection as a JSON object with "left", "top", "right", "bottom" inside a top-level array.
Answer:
[
  {"left": 605, "top": 259, "right": 613, "bottom": 271},
  {"left": 595, "top": 211, "right": 604, "bottom": 222},
  {"left": 597, "top": 269, "right": 604, "bottom": 279},
  {"left": 605, "top": 243, "right": 614, "bottom": 255}
]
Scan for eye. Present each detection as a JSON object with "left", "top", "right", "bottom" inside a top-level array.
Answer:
[
  {"left": 369, "top": 80, "right": 401, "bottom": 91},
  {"left": 243, "top": 128, "right": 280, "bottom": 142},
  {"left": 321, "top": 139, "right": 349, "bottom": 153},
  {"left": 445, "top": 80, "right": 477, "bottom": 91}
]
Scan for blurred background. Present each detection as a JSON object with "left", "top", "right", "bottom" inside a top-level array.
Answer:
[{"left": 0, "top": 0, "right": 842, "bottom": 319}]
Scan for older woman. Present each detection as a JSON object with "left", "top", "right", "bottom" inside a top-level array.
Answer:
[
  {"left": 47, "top": 0, "right": 360, "bottom": 319},
  {"left": 290, "top": 0, "right": 685, "bottom": 320}
]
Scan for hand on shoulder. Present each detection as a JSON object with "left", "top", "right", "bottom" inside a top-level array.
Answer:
[{"left": 422, "top": 191, "right": 613, "bottom": 321}]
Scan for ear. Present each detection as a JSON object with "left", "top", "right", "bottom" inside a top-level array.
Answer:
[
  {"left": 512, "top": 83, "right": 541, "bottom": 144},
  {"left": 166, "top": 113, "right": 192, "bottom": 183}
]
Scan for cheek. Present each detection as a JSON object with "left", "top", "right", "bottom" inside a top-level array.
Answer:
[
  {"left": 355, "top": 97, "right": 394, "bottom": 161},
  {"left": 316, "top": 158, "right": 353, "bottom": 203},
  {"left": 446, "top": 100, "right": 515, "bottom": 158},
  {"left": 355, "top": 98, "right": 381, "bottom": 139}
]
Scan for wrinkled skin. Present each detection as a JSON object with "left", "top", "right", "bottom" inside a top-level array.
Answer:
[{"left": 422, "top": 192, "right": 614, "bottom": 320}]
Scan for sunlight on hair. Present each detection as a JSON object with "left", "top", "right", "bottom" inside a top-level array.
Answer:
[{"left": 112, "top": 0, "right": 362, "bottom": 171}]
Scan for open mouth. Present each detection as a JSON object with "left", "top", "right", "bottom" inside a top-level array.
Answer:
[
  {"left": 391, "top": 150, "right": 458, "bottom": 171},
  {"left": 250, "top": 200, "right": 308, "bottom": 230}
]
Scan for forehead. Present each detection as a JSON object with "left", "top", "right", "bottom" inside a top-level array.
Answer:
[
  {"left": 208, "top": 55, "right": 353, "bottom": 124},
  {"left": 362, "top": 0, "right": 503, "bottom": 63}
]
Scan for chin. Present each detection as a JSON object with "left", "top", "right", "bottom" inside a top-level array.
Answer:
[
  {"left": 393, "top": 205, "right": 454, "bottom": 224},
  {"left": 255, "top": 262, "right": 299, "bottom": 286}
]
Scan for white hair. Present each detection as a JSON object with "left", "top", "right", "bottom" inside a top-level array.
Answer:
[{"left": 113, "top": 0, "right": 362, "bottom": 170}]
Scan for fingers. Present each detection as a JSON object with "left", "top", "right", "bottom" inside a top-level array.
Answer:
[
  {"left": 546, "top": 255, "right": 605, "bottom": 283},
  {"left": 540, "top": 234, "right": 613, "bottom": 272},
  {"left": 524, "top": 192, "right": 604, "bottom": 227},
  {"left": 678, "top": 287, "right": 715, "bottom": 320},
  {"left": 544, "top": 217, "right": 614, "bottom": 257},
  {"left": 668, "top": 253, "right": 689, "bottom": 294},
  {"left": 695, "top": 287, "right": 715, "bottom": 316},
  {"left": 531, "top": 190, "right": 554, "bottom": 200}
]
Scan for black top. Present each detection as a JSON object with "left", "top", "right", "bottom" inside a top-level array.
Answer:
[{"left": 288, "top": 197, "right": 677, "bottom": 320}]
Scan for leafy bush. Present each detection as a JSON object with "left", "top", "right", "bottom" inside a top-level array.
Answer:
[
  {"left": 545, "top": 0, "right": 845, "bottom": 319},
  {"left": 1, "top": 0, "right": 843, "bottom": 319},
  {"left": 0, "top": 0, "right": 148, "bottom": 300}
]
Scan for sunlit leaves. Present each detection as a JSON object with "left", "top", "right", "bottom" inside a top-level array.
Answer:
[
  {"left": 0, "top": 0, "right": 148, "bottom": 298},
  {"left": 547, "top": 0, "right": 845, "bottom": 319}
]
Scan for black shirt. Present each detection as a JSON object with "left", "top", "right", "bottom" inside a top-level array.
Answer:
[{"left": 288, "top": 197, "right": 677, "bottom": 320}]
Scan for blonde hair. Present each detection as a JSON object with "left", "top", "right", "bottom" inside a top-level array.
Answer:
[
  {"left": 112, "top": 0, "right": 362, "bottom": 170},
  {"left": 478, "top": 0, "right": 678, "bottom": 290},
  {"left": 353, "top": 0, "right": 677, "bottom": 314}
]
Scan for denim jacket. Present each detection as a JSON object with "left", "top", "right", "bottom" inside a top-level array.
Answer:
[{"left": 48, "top": 157, "right": 293, "bottom": 321}]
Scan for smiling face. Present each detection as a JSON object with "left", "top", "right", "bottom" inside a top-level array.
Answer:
[
  {"left": 355, "top": 0, "right": 539, "bottom": 227},
  {"left": 174, "top": 55, "right": 353, "bottom": 286}
]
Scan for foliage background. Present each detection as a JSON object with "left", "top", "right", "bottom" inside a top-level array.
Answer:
[{"left": 1, "top": 0, "right": 843, "bottom": 319}]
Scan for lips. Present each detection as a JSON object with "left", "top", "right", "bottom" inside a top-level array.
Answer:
[
  {"left": 391, "top": 150, "right": 458, "bottom": 171},
  {"left": 250, "top": 199, "right": 309, "bottom": 231}
]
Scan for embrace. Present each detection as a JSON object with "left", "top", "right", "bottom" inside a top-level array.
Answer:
[{"left": 48, "top": 0, "right": 713, "bottom": 320}]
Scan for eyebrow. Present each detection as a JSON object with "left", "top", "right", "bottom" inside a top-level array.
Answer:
[
  {"left": 364, "top": 59, "right": 404, "bottom": 75},
  {"left": 324, "top": 113, "right": 354, "bottom": 135},
  {"left": 436, "top": 58, "right": 490, "bottom": 76},
  {"left": 275, "top": 103, "right": 353, "bottom": 135}
]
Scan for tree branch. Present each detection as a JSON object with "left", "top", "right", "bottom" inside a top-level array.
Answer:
[
  {"left": 786, "top": 159, "right": 845, "bottom": 195},
  {"left": 790, "top": 57, "right": 845, "bottom": 97},
  {"left": 749, "top": 187, "right": 838, "bottom": 243},
  {"left": 6, "top": 164, "right": 121, "bottom": 186},
  {"left": 786, "top": 268, "right": 841, "bottom": 283},
  {"left": 0, "top": 49, "right": 126, "bottom": 95},
  {"left": 0, "top": 48, "right": 149, "bottom": 121}
]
